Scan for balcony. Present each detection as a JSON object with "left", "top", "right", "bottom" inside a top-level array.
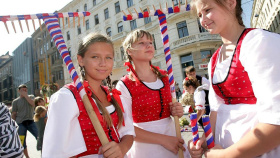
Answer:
[
  {"left": 172, "top": 32, "right": 221, "bottom": 50},
  {"left": 112, "top": 31, "right": 127, "bottom": 41}
]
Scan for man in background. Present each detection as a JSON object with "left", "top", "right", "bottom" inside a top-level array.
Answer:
[{"left": 12, "top": 84, "right": 38, "bottom": 158}]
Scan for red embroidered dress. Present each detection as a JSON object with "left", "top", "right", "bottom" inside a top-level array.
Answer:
[
  {"left": 211, "top": 28, "right": 257, "bottom": 105},
  {"left": 121, "top": 69, "right": 172, "bottom": 123},
  {"left": 65, "top": 83, "right": 120, "bottom": 157}
]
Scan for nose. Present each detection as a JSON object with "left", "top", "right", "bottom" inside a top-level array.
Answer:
[
  {"left": 99, "top": 58, "right": 106, "bottom": 66},
  {"left": 200, "top": 15, "right": 207, "bottom": 28}
]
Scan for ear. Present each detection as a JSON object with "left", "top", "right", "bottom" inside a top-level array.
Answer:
[
  {"left": 226, "top": 0, "right": 237, "bottom": 11},
  {"left": 77, "top": 55, "right": 84, "bottom": 67},
  {"left": 126, "top": 49, "right": 132, "bottom": 56}
]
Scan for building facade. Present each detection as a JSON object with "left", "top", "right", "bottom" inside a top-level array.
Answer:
[
  {"left": 0, "top": 53, "right": 14, "bottom": 104},
  {"left": 32, "top": 23, "right": 65, "bottom": 96},
  {"left": 59, "top": 0, "right": 222, "bottom": 89},
  {"left": 251, "top": 0, "right": 280, "bottom": 33},
  {"left": 12, "top": 38, "right": 34, "bottom": 96}
]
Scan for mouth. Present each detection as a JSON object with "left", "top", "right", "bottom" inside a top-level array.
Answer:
[
  {"left": 205, "top": 22, "right": 213, "bottom": 28},
  {"left": 96, "top": 69, "right": 107, "bottom": 73},
  {"left": 146, "top": 50, "right": 154, "bottom": 54}
]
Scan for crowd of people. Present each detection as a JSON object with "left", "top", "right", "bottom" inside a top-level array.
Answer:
[{"left": 1, "top": 0, "right": 280, "bottom": 157}]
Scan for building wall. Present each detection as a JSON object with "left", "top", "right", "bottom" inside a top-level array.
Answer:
[
  {"left": 251, "top": 0, "right": 280, "bottom": 33},
  {"left": 32, "top": 23, "right": 65, "bottom": 97},
  {"left": 59, "top": 0, "right": 222, "bottom": 90},
  {"left": 0, "top": 56, "right": 14, "bottom": 104},
  {"left": 12, "top": 38, "right": 34, "bottom": 97}
]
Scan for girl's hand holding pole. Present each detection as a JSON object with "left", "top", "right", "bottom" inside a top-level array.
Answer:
[
  {"left": 159, "top": 134, "right": 186, "bottom": 155},
  {"left": 169, "top": 102, "right": 184, "bottom": 118}
]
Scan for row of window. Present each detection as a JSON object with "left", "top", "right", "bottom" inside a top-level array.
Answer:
[
  {"left": 0, "top": 88, "right": 13, "bottom": 101},
  {"left": 268, "top": 11, "right": 280, "bottom": 32},
  {"left": 52, "top": 70, "right": 64, "bottom": 83}
]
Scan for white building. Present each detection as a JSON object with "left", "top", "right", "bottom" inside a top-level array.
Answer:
[
  {"left": 59, "top": 0, "right": 222, "bottom": 89},
  {"left": 251, "top": 0, "right": 280, "bottom": 33}
]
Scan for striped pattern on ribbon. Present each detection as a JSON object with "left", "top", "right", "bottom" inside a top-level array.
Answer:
[
  {"left": 202, "top": 115, "right": 215, "bottom": 149},
  {"left": 43, "top": 16, "right": 86, "bottom": 98},
  {"left": 190, "top": 113, "right": 199, "bottom": 145},
  {"left": 0, "top": 103, "right": 24, "bottom": 158}
]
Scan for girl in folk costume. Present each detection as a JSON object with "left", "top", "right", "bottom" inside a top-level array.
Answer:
[
  {"left": 42, "top": 33, "right": 135, "bottom": 158},
  {"left": 116, "top": 29, "right": 190, "bottom": 158},
  {"left": 182, "top": 77, "right": 206, "bottom": 127},
  {"left": 188, "top": 0, "right": 280, "bottom": 157}
]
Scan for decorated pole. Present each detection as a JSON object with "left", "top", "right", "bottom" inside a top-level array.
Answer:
[
  {"left": 202, "top": 115, "right": 215, "bottom": 149},
  {"left": 122, "top": 2, "right": 190, "bottom": 158},
  {"left": 0, "top": 12, "right": 109, "bottom": 145},
  {"left": 190, "top": 113, "right": 199, "bottom": 145}
]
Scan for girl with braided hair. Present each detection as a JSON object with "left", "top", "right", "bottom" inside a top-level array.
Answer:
[
  {"left": 116, "top": 29, "right": 190, "bottom": 158},
  {"left": 43, "top": 33, "right": 135, "bottom": 158},
  {"left": 188, "top": 0, "right": 280, "bottom": 157}
]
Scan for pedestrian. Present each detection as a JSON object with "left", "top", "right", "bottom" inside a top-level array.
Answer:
[
  {"left": 183, "top": 77, "right": 206, "bottom": 127},
  {"left": 0, "top": 102, "right": 24, "bottom": 158},
  {"left": 33, "top": 106, "right": 47, "bottom": 153},
  {"left": 11, "top": 84, "right": 38, "bottom": 158},
  {"left": 34, "top": 96, "right": 46, "bottom": 108},
  {"left": 183, "top": 66, "right": 210, "bottom": 115},
  {"left": 117, "top": 29, "right": 190, "bottom": 158},
  {"left": 42, "top": 33, "right": 135, "bottom": 157},
  {"left": 188, "top": 0, "right": 280, "bottom": 157}
]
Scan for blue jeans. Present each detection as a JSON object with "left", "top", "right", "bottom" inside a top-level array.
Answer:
[{"left": 18, "top": 120, "right": 38, "bottom": 149}]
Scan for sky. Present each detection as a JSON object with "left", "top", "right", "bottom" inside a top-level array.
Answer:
[
  {"left": 0, "top": 0, "right": 72, "bottom": 56},
  {"left": 0, "top": 0, "right": 254, "bottom": 56}
]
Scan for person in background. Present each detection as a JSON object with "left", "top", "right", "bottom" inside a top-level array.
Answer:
[
  {"left": 188, "top": 0, "right": 280, "bottom": 157},
  {"left": 34, "top": 106, "right": 47, "bottom": 154},
  {"left": 11, "top": 84, "right": 38, "bottom": 158},
  {"left": 0, "top": 102, "right": 24, "bottom": 158},
  {"left": 34, "top": 96, "right": 46, "bottom": 108}
]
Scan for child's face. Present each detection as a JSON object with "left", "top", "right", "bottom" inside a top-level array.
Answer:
[
  {"left": 129, "top": 34, "right": 155, "bottom": 62},
  {"left": 186, "top": 71, "right": 196, "bottom": 79},
  {"left": 40, "top": 109, "right": 47, "bottom": 118},
  {"left": 186, "top": 86, "right": 195, "bottom": 94},
  {"left": 39, "top": 100, "right": 45, "bottom": 106},
  {"left": 78, "top": 42, "right": 114, "bottom": 82},
  {"left": 196, "top": 0, "right": 233, "bottom": 34}
]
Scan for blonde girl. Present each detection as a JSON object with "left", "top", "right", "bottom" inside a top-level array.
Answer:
[
  {"left": 42, "top": 33, "right": 135, "bottom": 158},
  {"left": 188, "top": 0, "right": 280, "bottom": 157},
  {"left": 117, "top": 29, "right": 190, "bottom": 158},
  {"left": 34, "top": 106, "right": 47, "bottom": 152}
]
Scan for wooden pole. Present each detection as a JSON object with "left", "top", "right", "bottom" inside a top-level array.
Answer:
[
  {"left": 25, "top": 19, "right": 30, "bottom": 32},
  {"left": 4, "top": 22, "right": 9, "bottom": 34},
  {"left": 32, "top": 19, "right": 36, "bottom": 31},
  {"left": 11, "top": 21, "right": 16, "bottom": 33},
  {"left": 18, "top": 20, "right": 23, "bottom": 33}
]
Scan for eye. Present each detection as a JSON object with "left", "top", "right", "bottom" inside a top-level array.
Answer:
[
  {"left": 106, "top": 56, "right": 113, "bottom": 59},
  {"left": 197, "top": 13, "right": 202, "bottom": 18},
  {"left": 206, "top": 8, "right": 211, "bottom": 12},
  {"left": 149, "top": 42, "right": 153, "bottom": 45},
  {"left": 92, "top": 56, "right": 98, "bottom": 58},
  {"left": 139, "top": 42, "right": 144, "bottom": 44}
]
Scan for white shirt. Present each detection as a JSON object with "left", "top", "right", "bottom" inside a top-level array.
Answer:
[
  {"left": 208, "top": 29, "right": 280, "bottom": 157},
  {"left": 42, "top": 88, "right": 135, "bottom": 158}
]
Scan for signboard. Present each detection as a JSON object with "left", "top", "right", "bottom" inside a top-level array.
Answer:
[{"left": 199, "top": 64, "right": 208, "bottom": 69}]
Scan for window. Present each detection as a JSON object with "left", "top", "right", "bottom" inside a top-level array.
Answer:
[
  {"left": 197, "top": 19, "right": 207, "bottom": 33},
  {"left": 76, "top": 9, "right": 79, "bottom": 12},
  {"left": 104, "top": 8, "right": 109, "bottom": 20},
  {"left": 115, "top": 1, "right": 120, "bottom": 14},
  {"left": 53, "top": 74, "right": 56, "bottom": 83},
  {"left": 51, "top": 38, "right": 54, "bottom": 47},
  {"left": 94, "top": 14, "right": 99, "bottom": 25},
  {"left": 93, "top": 0, "right": 96, "bottom": 6},
  {"left": 67, "top": 31, "right": 70, "bottom": 40},
  {"left": 51, "top": 54, "right": 55, "bottom": 64},
  {"left": 84, "top": 4, "right": 87, "bottom": 11},
  {"left": 65, "top": 17, "right": 68, "bottom": 24},
  {"left": 130, "top": 20, "right": 137, "bottom": 30},
  {"left": 106, "top": 27, "right": 111, "bottom": 36},
  {"left": 177, "top": 21, "right": 189, "bottom": 38},
  {"left": 117, "top": 21, "right": 123, "bottom": 33},
  {"left": 144, "top": 9, "right": 151, "bottom": 24},
  {"left": 77, "top": 25, "right": 81, "bottom": 35},
  {"left": 59, "top": 70, "right": 64, "bottom": 80},
  {"left": 120, "top": 47, "right": 125, "bottom": 61},
  {"left": 57, "top": 51, "right": 61, "bottom": 59},
  {"left": 180, "top": 54, "right": 194, "bottom": 78},
  {"left": 46, "top": 42, "right": 49, "bottom": 50},
  {"left": 173, "top": 0, "right": 182, "bottom": 6},
  {"left": 86, "top": 20, "right": 90, "bottom": 30},
  {"left": 40, "top": 48, "right": 43, "bottom": 55},
  {"left": 200, "top": 50, "right": 211, "bottom": 62},
  {"left": 127, "top": 0, "right": 133, "bottom": 8},
  {"left": 152, "top": 34, "right": 157, "bottom": 50},
  {"left": 68, "top": 47, "right": 71, "bottom": 56}
]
